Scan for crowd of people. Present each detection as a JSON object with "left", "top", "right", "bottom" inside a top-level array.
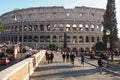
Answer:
[
  {"left": 45, "top": 49, "right": 85, "bottom": 66},
  {"left": 45, "top": 49, "right": 110, "bottom": 74},
  {"left": 61, "top": 49, "right": 85, "bottom": 66}
]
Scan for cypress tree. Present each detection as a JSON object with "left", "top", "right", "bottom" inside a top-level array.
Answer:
[
  {"left": 63, "top": 32, "right": 67, "bottom": 48},
  {"left": 103, "top": 0, "right": 118, "bottom": 61},
  {"left": 103, "top": 0, "right": 118, "bottom": 51}
]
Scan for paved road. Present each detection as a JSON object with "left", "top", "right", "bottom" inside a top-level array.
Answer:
[{"left": 30, "top": 51, "right": 120, "bottom": 80}]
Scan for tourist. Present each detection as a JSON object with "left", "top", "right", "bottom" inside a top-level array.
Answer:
[{"left": 98, "top": 58, "right": 104, "bottom": 74}]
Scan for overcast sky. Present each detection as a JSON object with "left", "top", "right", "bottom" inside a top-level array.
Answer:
[{"left": 0, "top": 0, "right": 120, "bottom": 36}]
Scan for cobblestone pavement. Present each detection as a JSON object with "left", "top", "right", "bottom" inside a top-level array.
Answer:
[{"left": 30, "top": 51, "right": 120, "bottom": 80}]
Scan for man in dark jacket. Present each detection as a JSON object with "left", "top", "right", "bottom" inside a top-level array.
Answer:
[
  {"left": 50, "top": 52, "right": 54, "bottom": 63},
  {"left": 98, "top": 58, "right": 104, "bottom": 74}
]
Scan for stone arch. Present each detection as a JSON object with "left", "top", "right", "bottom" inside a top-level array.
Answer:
[
  {"left": 40, "top": 36, "right": 44, "bottom": 42},
  {"left": 28, "top": 25, "right": 32, "bottom": 31},
  {"left": 40, "top": 24, "right": 44, "bottom": 31},
  {"left": 59, "top": 36, "right": 64, "bottom": 42},
  {"left": 19, "top": 36, "right": 22, "bottom": 42},
  {"left": 34, "top": 36, "right": 38, "bottom": 42},
  {"left": 14, "top": 36, "right": 17, "bottom": 42},
  {"left": 73, "top": 36, "right": 77, "bottom": 43},
  {"left": 85, "top": 24, "right": 89, "bottom": 31},
  {"left": 79, "top": 36, "right": 83, "bottom": 42},
  {"left": 91, "top": 36, "right": 94, "bottom": 42},
  {"left": 24, "top": 36, "right": 27, "bottom": 42},
  {"left": 47, "top": 24, "right": 51, "bottom": 31},
  {"left": 91, "top": 25, "right": 95, "bottom": 31},
  {"left": 97, "top": 37, "right": 100, "bottom": 42},
  {"left": 67, "top": 36, "right": 70, "bottom": 42},
  {"left": 79, "top": 24, "right": 83, "bottom": 31},
  {"left": 59, "top": 24, "right": 64, "bottom": 31},
  {"left": 28, "top": 35, "right": 32, "bottom": 42},
  {"left": 85, "top": 36, "right": 89, "bottom": 42},
  {"left": 46, "top": 36, "right": 50, "bottom": 42},
  {"left": 66, "top": 24, "right": 70, "bottom": 31},
  {"left": 72, "top": 24, "right": 77, "bottom": 31},
  {"left": 24, "top": 25, "right": 27, "bottom": 31},
  {"left": 34, "top": 25, "right": 38, "bottom": 31},
  {"left": 52, "top": 36, "right": 57, "bottom": 42}
]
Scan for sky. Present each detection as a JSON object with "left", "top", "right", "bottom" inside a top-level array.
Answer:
[{"left": 0, "top": 0, "right": 120, "bottom": 36}]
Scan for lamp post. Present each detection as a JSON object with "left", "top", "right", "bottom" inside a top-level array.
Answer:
[
  {"left": 63, "top": 28, "right": 68, "bottom": 49},
  {"left": 106, "top": 29, "right": 110, "bottom": 67},
  {"left": 72, "top": 40, "right": 75, "bottom": 51},
  {"left": 14, "top": 15, "right": 24, "bottom": 60}
]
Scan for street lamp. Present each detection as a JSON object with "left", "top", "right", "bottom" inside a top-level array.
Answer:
[
  {"left": 14, "top": 15, "right": 24, "bottom": 60},
  {"left": 63, "top": 28, "right": 68, "bottom": 49},
  {"left": 106, "top": 29, "right": 110, "bottom": 67},
  {"left": 72, "top": 40, "right": 75, "bottom": 50}
]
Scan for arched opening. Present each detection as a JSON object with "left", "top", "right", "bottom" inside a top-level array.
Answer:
[
  {"left": 86, "top": 36, "right": 89, "bottom": 42},
  {"left": 79, "top": 36, "right": 83, "bottom": 42},
  {"left": 46, "top": 36, "right": 50, "bottom": 42},
  {"left": 40, "top": 36, "right": 44, "bottom": 42},
  {"left": 52, "top": 36, "right": 57, "bottom": 42},
  {"left": 91, "top": 37, "right": 94, "bottom": 42},
  {"left": 24, "top": 36, "right": 27, "bottom": 42},
  {"left": 34, "top": 36, "right": 38, "bottom": 42}
]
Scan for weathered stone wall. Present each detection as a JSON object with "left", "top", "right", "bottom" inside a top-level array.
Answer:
[{"left": 0, "top": 6, "right": 105, "bottom": 50}]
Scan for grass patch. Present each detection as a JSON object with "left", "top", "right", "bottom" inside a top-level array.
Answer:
[{"left": 109, "top": 60, "right": 120, "bottom": 63}]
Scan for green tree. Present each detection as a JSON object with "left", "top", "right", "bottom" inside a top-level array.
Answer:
[
  {"left": 95, "top": 42, "right": 106, "bottom": 51},
  {"left": 0, "top": 22, "right": 4, "bottom": 43},
  {"left": 102, "top": 0, "right": 118, "bottom": 61},
  {"left": 63, "top": 32, "right": 67, "bottom": 48},
  {"left": 49, "top": 44, "right": 59, "bottom": 50},
  {"left": 103, "top": 0, "right": 118, "bottom": 51},
  {"left": 0, "top": 22, "right": 4, "bottom": 31}
]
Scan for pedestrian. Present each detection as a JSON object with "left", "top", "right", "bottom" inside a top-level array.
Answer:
[
  {"left": 98, "top": 58, "right": 104, "bottom": 74},
  {"left": 70, "top": 52, "right": 75, "bottom": 66},
  {"left": 81, "top": 54, "right": 85, "bottom": 66},
  {"left": 62, "top": 49, "right": 66, "bottom": 62},
  {"left": 46, "top": 52, "right": 51, "bottom": 64},
  {"left": 50, "top": 52, "right": 54, "bottom": 63},
  {"left": 66, "top": 51, "right": 70, "bottom": 62},
  {"left": 45, "top": 51, "right": 48, "bottom": 61}
]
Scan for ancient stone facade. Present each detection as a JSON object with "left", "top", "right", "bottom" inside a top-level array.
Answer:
[{"left": 0, "top": 6, "right": 105, "bottom": 50}]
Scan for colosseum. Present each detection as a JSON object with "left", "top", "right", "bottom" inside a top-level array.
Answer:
[{"left": 0, "top": 6, "right": 105, "bottom": 50}]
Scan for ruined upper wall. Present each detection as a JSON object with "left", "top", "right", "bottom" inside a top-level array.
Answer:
[{"left": 0, "top": 6, "right": 105, "bottom": 24}]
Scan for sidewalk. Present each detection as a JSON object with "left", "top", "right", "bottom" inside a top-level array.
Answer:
[{"left": 81, "top": 56, "right": 120, "bottom": 76}]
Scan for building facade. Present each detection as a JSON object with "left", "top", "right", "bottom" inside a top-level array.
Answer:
[{"left": 0, "top": 6, "right": 105, "bottom": 50}]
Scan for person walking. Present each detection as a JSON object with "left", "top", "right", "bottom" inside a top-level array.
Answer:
[
  {"left": 81, "top": 54, "right": 85, "bottom": 66},
  {"left": 70, "top": 52, "right": 75, "bottom": 66},
  {"left": 98, "top": 58, "right": 104, "bottom": 74},
  {"left": 62, "top": 49, "right": 66, "bottom": 62},
  {"left": 46, "top": 52, "right": 51, "bottom": 64},
  {"left": 66, "top": 51, "right": 70, "bottom": 62},
  {"left": 45, "top": 51, "right": 48, "bottom": 61},
  {"left": 50, "top": 52, "right": 54, "bottom": 63}
]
